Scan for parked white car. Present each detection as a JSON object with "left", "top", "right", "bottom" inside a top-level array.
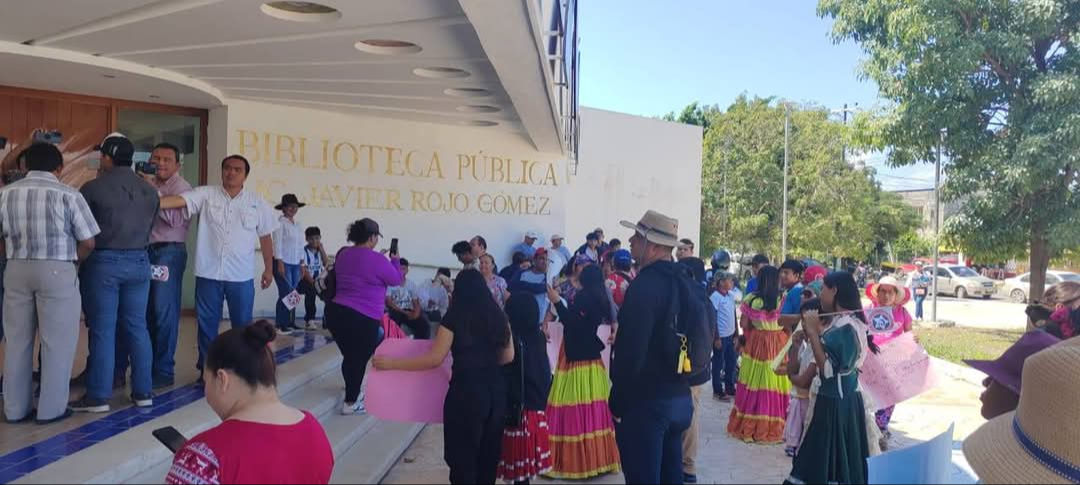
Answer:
[
  {"left": 1002, "top": 271, "right": 1080, "bottom": 303},
  {"left": 932, "top": 265, "right": 996, "bottom": 299}
]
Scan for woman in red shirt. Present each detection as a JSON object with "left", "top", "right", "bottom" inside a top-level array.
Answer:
[{"left": 167, "top": 321, "right": 334, "bottom": 484}]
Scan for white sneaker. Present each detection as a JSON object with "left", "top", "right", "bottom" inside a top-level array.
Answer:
[
  {"left": 305, "top": 320, "right": 319, "bottom": 331},
  {"left": 341, "top": 401, "right": 366, "bottom": 415}
]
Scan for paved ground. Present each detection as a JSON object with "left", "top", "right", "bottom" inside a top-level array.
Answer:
[
  {"left": 896, "top": 294, "right": 1027, "bottom": 330},
  {"left": 382, "top": 358, "right": 984, "bottom": 484}
]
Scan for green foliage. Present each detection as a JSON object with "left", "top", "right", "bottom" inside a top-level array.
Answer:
[
  {"left": 692, "top": 96, "right": 920, "bottom": 261},
  {"left": 893, "top": 230, "right": 935, "bottom": 262},
  {"left": 820, "top": 0, "right": 1080, "bottom": 298}
]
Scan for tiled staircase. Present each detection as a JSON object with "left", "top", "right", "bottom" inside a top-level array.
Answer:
[{"left": 12, "top": 341, "right": 424, "bottom": 484}]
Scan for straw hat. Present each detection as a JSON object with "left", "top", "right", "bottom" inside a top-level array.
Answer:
[
  {"left": 866, "top": 275, "right": 911, "bottom": 306},
  {"left": 620, "top": 210, "right": 680, "bottom": 247},
  {"left": 963, "top": 337, "right": 1080, "bottom": 484}
]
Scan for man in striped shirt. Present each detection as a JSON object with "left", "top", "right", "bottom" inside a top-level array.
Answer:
[{"left": 0, "top": 143, "right": 99, "bottom": 425}]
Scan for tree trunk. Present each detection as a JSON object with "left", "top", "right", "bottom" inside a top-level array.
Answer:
[{"left": 1029, "top": 229, "right": 1052, "bottom": 302}]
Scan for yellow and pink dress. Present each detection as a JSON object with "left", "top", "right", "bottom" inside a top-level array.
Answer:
[{"left": 727, "top": 294, "right": 791, "bottom": 443}]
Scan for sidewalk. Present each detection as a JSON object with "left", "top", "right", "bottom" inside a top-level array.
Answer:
[{"left": 382, "top": 360, "right": 986, "bottom": 484}]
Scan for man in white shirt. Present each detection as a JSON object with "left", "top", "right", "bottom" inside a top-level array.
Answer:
[
  {"left": 386, "top": 258, "right": 430, "bottom": 339},
  {"left": 710, "top": 272, "right": 739, "bottom": 401},
  {"left": 160, "top": 155, "right": 277, "bottom": 371},
  {"left": 271, "top": 193, "right": 307, "bottom": 334}
]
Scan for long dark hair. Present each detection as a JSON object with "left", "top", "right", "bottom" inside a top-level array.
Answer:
[
  {"left": 576, "top": 265, "right": 609, "bottom": 319},
  {"left": 753, "top": 266, "right": 782, "bottom": 311},
  {"left": 823, "top": 271, "right": 879, "bottom": 353},
  {"left": 443, "top": 269, "right": 509, "bottom": 347},
  {"left": 506, "top": 293, "right": 540, "bottom": 338}
]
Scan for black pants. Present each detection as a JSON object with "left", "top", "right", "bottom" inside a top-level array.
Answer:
[
  {"left": 389, "top": 308, "right": 431, "bottom": 339},
  {"left": 298, "top": 279, "right": 318, "bottom": 322},
  {"left": 444, "top": 372, "right": 506, "bottom": 484},
  {"left": 325, "top": 302, "right": 380, "bottom": 403}
]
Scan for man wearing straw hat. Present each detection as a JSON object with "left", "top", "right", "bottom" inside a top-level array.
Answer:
[
  {"left": 610, "top": 210, "right": 694, "bottom": 484},
  {"left": 964, "top": 337, "right": 1080, "bottom": 484}
]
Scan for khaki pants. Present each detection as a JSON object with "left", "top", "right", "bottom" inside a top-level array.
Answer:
[
  {"left": 2, "top": 260, "right": 81, "bottom": 421},
  {"left": 682, "top": 384, "right": 705, "bottom": 475}
]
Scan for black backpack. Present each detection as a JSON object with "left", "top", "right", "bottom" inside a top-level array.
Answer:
[{"left": 666, "top": 269, "right": 716, "bottom": 383}]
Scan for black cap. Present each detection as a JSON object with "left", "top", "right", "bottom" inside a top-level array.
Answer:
[
  {"left": 96, "top": 135, "right": 134, "bottom": 163},
  {"left": 359, "top": 218, "right": 382, "bottom": 237}
]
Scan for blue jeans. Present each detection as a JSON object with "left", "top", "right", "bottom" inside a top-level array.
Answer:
[
  {"left": 914, "top": 295, "right": 926, "bottom": 320},
  {"left": 195, "top": 277, "right": 254, "bottom": 369},
  {"left": 274, "top": 261, "right": 301, "bottom": 329},
  {"left": 146, "top": 243, "right": 187, "bottom": 382},
  {"left": 615, "top": 394, "right": 694, "bottom": 484},
  {"left": 712, "top": 336, "right": 738, "bottom": 396},
  {"left": 82, "top": 250, "right": 153, "bottom": 400}
]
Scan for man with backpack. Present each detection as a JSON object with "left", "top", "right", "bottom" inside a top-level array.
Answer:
[
  {"left": 611, "top": 210, "right": 707, "bottom": 485},
  {"left": 676, "top": 257, "right": 717, "bottom": 484}
]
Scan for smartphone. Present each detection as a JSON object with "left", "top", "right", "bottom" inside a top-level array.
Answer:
[
  {"left": 152, "top": 426, "right": 188, "bottom": 454},
  {"left": 389, "top": 238, "right": 399, "bottom": 256}
]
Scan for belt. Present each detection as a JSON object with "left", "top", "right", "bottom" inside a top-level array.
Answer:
[{"left": 149, "top": 242, "right": 185, "bottom": 249}]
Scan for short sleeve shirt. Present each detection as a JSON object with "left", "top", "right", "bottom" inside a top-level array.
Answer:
[
  {"left": 182, "top": 186, "right": 278, "bottom": 282},
  {"left": 781, "top": 283, "right": 804, "bottom": 315},
  {"left": 387, "top": 279, "right": 420, "bottom": 311},
  {"left": 0, "top": 172, "right": 100, "bottom": 261}
]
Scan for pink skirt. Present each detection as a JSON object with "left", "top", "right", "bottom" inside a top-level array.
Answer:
[{"left": 784, "top": 396, "right": 810, "bottom": 450}]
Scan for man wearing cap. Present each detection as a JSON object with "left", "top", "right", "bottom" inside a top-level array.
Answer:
[
  {"left": 550, "top": 234, "right": 572, "bottom": 263},
  {"left": 72, "top": 133, "right": 160, "bottom": 413},
  {"left": 1, "top": 143, "right": 99, "bottom": 424},
  {"left": 137, "top": 143, "right": 193, "bottom": 389},
  {"left": 610, "top": 210, "right": 693, "bottom": 484},
  {"left": 159, "top": 155, "right": 278, "bottom": 371},
  {"left": 272, "top": 194, "right": 308, "bottom": 334},
  {"left": 511, "top": 231, "right": 539, "bottom": 263}
]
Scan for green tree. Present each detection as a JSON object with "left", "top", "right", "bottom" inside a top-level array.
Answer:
[
  {"left": 692, "top": 96, "right": 919, "bottom": 262},
  {"left": 820, "top": 0, "right": 1080, "bottom": 301}
]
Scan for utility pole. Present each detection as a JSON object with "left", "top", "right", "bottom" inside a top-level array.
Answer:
[
  {"left": 782, "top": 105, "right": 790, "bottom": 261},
  {"left": 723, "top": 135, "right": 732, "bottom": 238},
  {"left": 931, "top": 129, "right": 943, "bottom": 322}
]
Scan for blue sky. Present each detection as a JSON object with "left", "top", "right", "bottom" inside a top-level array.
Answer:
[{"left": 577, "top": 0, "right": 936, "bottom": 190}]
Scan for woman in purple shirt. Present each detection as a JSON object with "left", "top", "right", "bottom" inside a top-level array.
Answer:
[{"left": 325, "top": 218, "right": 402, "bottom": 415}]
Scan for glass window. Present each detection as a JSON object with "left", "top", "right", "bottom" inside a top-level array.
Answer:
[
  {"left": 950, "top": 266, "right": 979, "bottom": 277},
  {"left": 1059, "top": 273, "right": 1080, "bottom": 282},
  {"left": 118, "top": 109, "right": 202, "bottom": 309},
  {"left": 1020, "top": 274, "right": 1031, "bottom": 283},
  {"left": 1047, "top": 274, "right": 1061, "bottom": 284}
]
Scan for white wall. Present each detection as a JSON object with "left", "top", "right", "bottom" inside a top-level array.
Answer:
[
  {"left": 218, "top": 100, "right": 569, "bottom": 316},
  {"left": 203, "top": 102, "right": 702, "bottom": 317},
  {"left": 565, "top": 107, "right": 703, "bottom": 253}
]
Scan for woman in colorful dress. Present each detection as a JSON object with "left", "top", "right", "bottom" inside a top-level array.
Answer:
[
  {"left": 786, "top": 272, "right": 873, "bottom": 485},
  {"left": 497, "top": 293, "right": 553, "bottom": 484},
  {"left": 480, "top": 254, "right": 510, "bottom": 308},
  {"left": 864, "top": 275, "right": 913, "bottom": 449},
  {"left": 543, "top": 264, "right": 621, "bottom": 479},
  {"left": 727, "top": 265, "right": 791, "bottom": 443}
]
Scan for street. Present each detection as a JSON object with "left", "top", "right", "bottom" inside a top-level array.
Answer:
[{"left": 901, "top": 292, "right": 1027, "bottom": 330}]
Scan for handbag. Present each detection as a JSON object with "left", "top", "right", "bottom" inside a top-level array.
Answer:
[{"left": 504, "top": 336, "right": 526, "bottom": 428}]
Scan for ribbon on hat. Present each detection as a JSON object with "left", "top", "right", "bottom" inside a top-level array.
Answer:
[{"left": 1013, "top": 417, "right": 1080, "bottom": 483}]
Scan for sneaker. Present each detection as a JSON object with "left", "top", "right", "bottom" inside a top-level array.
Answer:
[
  {"left": 152, "top": 377, "right": 175, "bottom": 391},
  {"left": 785, "top": 446, "right": 797, "bottom": 457},
  {"left": 684, "top": 473, "right": 698, "bottom": 484},
  {"left": 70, "top": 397, "right": 111, "bottom": 414},
  {"left": 132, "top": 393, "right": 154, "bottom": 408},
  {"left": 305, "top": 320, "right": 319, "bottom": 331},
  {"left": 340, "top": 401, "right": 366, "bottom": 416}
]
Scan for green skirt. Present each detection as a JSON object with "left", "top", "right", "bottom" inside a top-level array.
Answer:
[{"left": 785, "top": 391, "right": 870, "bottom": 485}]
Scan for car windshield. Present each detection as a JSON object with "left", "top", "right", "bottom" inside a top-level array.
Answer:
[
  {"left": 1059, "top": 273, "right": 1080, "bottom": 282},
  {"left": 950, "top": 266, "right": 979, "bottom": 277}
]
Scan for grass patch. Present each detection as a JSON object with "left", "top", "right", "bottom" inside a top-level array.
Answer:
[{"left": 915, "top": 326, "right": 1025, "bottom": 366}]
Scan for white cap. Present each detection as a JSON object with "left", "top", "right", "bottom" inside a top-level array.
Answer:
[
  {"left": 525, "top": 231, "right": 540, "bottom": 239},
  {"left": 551, "top": 234, "right": 564, "bottom": 241}
]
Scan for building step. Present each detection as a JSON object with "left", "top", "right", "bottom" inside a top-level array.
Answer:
[
  {"left": 15, "top": 344, "right": 343, "bottom": 485},
  {"left": 330, "top": 420, "right": 425, "bottom": 485}
]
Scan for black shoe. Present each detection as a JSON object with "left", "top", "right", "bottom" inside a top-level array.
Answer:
[
  {"left": 132, "top": 393, "right": 154, "bottom": 408},
  {"left": 684, "top": 473, "right": 698, "bottom": 483},
  {"left": 152, "top": 378, "right": 175, "bottom": 391},
  {"left": 36, "top": 409, "right": 73, "bottom": 425},
  {"left": 70, "top": 397, "right": 111, "bottom": 414}
]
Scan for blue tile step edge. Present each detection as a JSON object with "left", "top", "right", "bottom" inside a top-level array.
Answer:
[
  {"left": 124, "top": 370, "right": 372, "bottom": 484},
  {"left": 12, "top": 344, "right": 343, "bottom": 485}
]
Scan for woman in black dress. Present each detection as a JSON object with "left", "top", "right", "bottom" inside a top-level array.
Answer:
[{"left": 374, "top": 270, "right": 515, "bottom": 484}]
